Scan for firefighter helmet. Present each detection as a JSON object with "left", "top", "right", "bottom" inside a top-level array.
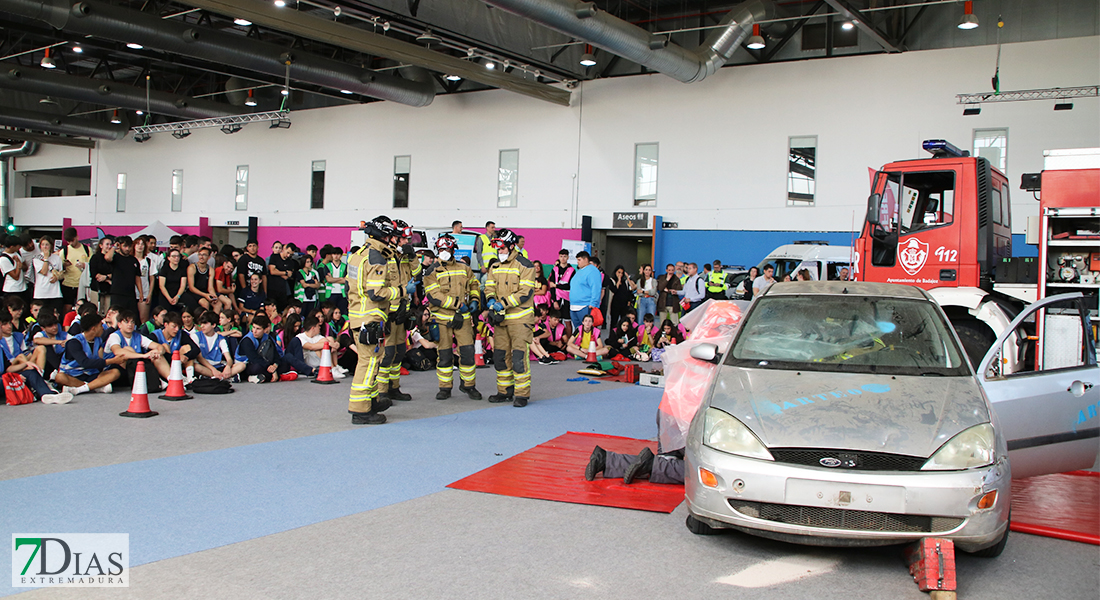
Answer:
[
  {"left": 434, "top": 234, "right": 457, "bottom": 252},
  {"left": 490, "top": 228, "right": 519, "bottom": 252},
  {"left": 392, "top": 219, "right": 413, "bottom": 238},
  {"left": 363, "top": 215, "right": 397, "bottom": 240}
]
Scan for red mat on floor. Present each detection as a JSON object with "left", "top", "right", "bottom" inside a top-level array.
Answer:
[
  {"left": 447, "top": 432, "right": 686, "bottom": 513},
  {"left": 1010, "top": 471, "right": 1100, "bottom": 545}
]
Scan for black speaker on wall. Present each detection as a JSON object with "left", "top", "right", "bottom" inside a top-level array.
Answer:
[
  {"left": 248, "top": 216, "right": 258, "bottom": 242},
  {"left": 581, "top": 215, "right": 592, "bottom": 243}
]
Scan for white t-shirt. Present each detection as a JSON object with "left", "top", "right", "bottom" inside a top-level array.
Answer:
[
  {"left": 137, "top": 254, "right": 159, "bottom": 299},
  {"left": 0, "top": 253, "right": 26, "bottom": 293},
  {"left": 1, "top": 334, "right": 25, "bottom": 356},
  {"left": 19, "top": 247, "right": 35, "bottom": 286},
  {"left": 753, "top": 275, "right": 775, "bottom": 294},
  {"left": 106, "top": 331, "right": 155, "bottom": 355},
  {"left": 296, "top": 332, "right": 326, "bottom": 368},
  {"left": 32, "top": 253, "right": 63, "bottom": 299},
  {"left": 190, "top": 331, "right": 230, "bottom": 365}
]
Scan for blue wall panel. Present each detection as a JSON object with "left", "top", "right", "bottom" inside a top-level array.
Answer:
[{"left": 655, "top": 229, "right": 857, "bottom": 271}]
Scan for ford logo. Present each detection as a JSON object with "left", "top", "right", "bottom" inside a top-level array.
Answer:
[{"left": 819, "top": 457, "right": 842, "bottom": 468}]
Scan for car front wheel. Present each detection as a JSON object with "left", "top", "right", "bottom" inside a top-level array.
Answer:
[{"left": 967, "top": 516, "right": 1010, "bottom": 558}]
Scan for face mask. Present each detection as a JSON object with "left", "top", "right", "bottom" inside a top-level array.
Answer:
[{"left": 438, "top": 250, "right": 452, "bottom": 263}]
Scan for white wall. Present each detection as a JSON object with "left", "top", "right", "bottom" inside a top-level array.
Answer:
[{"left": 12, "top": 36, "right": 1098, "bottom": 234}]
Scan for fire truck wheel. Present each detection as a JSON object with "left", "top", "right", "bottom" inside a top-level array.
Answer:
[{"left": 954, "top": 320, "right": 994, "bottom": 370}]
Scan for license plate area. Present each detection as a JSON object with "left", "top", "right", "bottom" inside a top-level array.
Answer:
[{"left": 785, "top": 478, "right": 906, "bottom": 513}]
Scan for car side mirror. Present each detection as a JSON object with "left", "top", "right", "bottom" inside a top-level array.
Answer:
[
  {"left": 866, "top": 193, "right": 882, "bottom": 225},
  {"left": 690, "top": 343, "right": 719, "bottom": 364}
]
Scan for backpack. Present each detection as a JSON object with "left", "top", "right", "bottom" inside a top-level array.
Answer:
[
  {"left": 257, "top": 337, "right": 278, "bottom": 364},
  {"left": 190, "top": 378, "right": 234, "bottom": 394},
  {"left": 403, "top": 346, "right": 434, "bottom": 371},
  {"left": 3, "top": 373, "right": 35, "bottom": 405}
]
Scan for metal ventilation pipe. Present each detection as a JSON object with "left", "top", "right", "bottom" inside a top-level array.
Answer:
[
  {"left": 0, "top": 107, "right": 129, "bottom": 140},
  {"left": 0, "top": 141, "right": 38, "bottom": 230},
  {"left": 0, "top": 67, "right": 243, "bottom": 119},
  {"left": 482, "top": 0, "right": 773, "bottom": 83},
  {"left": 0, "top": 0, "right": 435, "bottom": 107}
]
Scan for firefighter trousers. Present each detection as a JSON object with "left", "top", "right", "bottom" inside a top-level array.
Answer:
[
  {"left": 348, "top": 336, "right": 384, "bottom": 414},
  {"left": 493, "top": 321, "right": 532, "bottom": 398},
  {"left": 378, "top": 323, "right": 406, "bottom": 393},
  {"left": 436, "top": 319, "right": 475, "bottom": 390}
]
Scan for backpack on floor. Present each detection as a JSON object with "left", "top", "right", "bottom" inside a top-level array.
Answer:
[
  {"left": 3, "top": 373, "right": 35, "bottom": 405},
  {"left": 190, "top": 378, "right": 234, "bottom": 395},
  {"left": 403, "top": 347, "right": 435, "bottom": 372}
]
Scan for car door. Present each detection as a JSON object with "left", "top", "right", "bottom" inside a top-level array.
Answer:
[{"left": 979, "top": 292, "right": 1099, "bottom": 479}]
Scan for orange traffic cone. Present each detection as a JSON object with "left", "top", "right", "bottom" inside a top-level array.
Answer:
[
  {"left": 159, "top": 350, "right": 193, "bottom": 400},
  {"left": 120, "top": 361, "right": 158, "bottom": 418},
  {"left": 312, "top": 340, "right": 339, "bottom": 384},
  {"left": 586, "top": 340, "right": 597, "bottom": 363},
  {"left": 474, "top": 335, "right": 487, "bottom": 368}
]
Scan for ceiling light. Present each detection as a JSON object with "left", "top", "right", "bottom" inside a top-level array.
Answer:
[
  {"left": 445, "top": 74, "right": 462, "bottom": 81},
  {"left": 234, "top": 18, "right": 252, "bottom": 26},
  {"left": 221, "top": 124, "right": 242, "bottom": 134},
  {"left": 958, "top": 1, "right": 978, "bottom": 29},
  {"left": 110, "top": 109, "right": 122, "bottom": 124},
  {"left": 135, "top": 109, "right": 144, "bottom": 116},
  {"left": 40, "top": 48, "right": 56, "bottom": 69},
  {"left": 281, "top": 88, "right": 290, "bottom": 96},
  {"left": 38, "top": 97, "right": 58, "bottom": 106},
  {"left": 340, "top": 89, "right": 353, "bottom": 94},
  {"left": 244, "top": 89, "right": 257, "bottom": 107},
  {"left": 1054, "top": 102, "right": 1073, "bottom": 111},
  {"left": 841, "top": 21, "right": 854, "bottom": 31},
  {"left": 962, "top": 106, "right": 980, "bottom": 116},
  {"left": 483, "top": 59, "right": 495, "bottom": 70},
  {"left": 269, "top": 119, "right": 291, "bottom": 129},
  {"left": 579, "top": 53, "right": 596, "bottom": 67},
  {"left": 747, "top": 23, "right": 765, "bottom": 49},
  {"left": 274, "top": 0, "right": 286, "bottom": 6},
  {"left": 72, "top": 45, "right": 83, "bottom": 53},
  {"left": 416, "top": 30, "right": 442, "bottom": 45},
  {"left": 133, "top": 132, "right": 151, "bottom": 143},
  {"left": 126, "top": 42, "right": 144, "bottom": 50},
  {"left": 172, "top": 129, "right": 191, "bottom": 139}
]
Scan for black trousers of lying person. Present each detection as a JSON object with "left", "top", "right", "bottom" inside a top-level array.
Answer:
[{"left": 586, "top": 446, "right": 685, "bottom": 485}]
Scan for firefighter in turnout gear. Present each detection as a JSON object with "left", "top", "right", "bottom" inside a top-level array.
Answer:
[
  {"left": 483, "top": 228, "right": 538, "bottom": 408},
  {"left": 377, "top": 219, "right": 421, "bottom": 402},
  {"left": 345, "top": 216, "right": 402, "bottom": 425},
  {"left": 424, "top": 234, "right": 483, "bottom": 400}
]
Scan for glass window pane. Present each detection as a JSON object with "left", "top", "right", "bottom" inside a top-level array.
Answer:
[
  {"left": 498, "top": 149, "right": 519, "bottom": 208},
  {"left": 235, "top": 165, "right": 248, "bottom": 211},
  {"left": 973, "top": 128, "right": 1008, "bottom": 173},
  {"left": 393, "top": 155, "right": 410, "bottom": 209},
  {"left": 634, "top": 143, "right": 658, "bottom": 207},
  {"left": 311, "top": 160, "right": 325, "bottom": 210},
  {"left": 171, "top": 169, "right": 183, "bottom": 212},
  {"left": 116, "top": 173, "right": 126, "bottom": 213},
  {"left": 787, "top": 136, "right": 816, "bottom": 206}
]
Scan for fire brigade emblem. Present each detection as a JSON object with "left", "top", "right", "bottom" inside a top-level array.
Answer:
[{"left": 899, "top": 238, "right": 929, "bottom": 276}]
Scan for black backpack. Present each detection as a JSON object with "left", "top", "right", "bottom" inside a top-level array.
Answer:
[{"left": 190, "top": 378, "right": 234, "bottom": 394}]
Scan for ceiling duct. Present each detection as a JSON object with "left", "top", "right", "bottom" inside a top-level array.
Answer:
[
  {"left": 0, "top": 106, "right": 128, "bottom": 140},
  {"left": 0, "top": 67, "right": 243, "bottom": 119},
  {"left": 481, "top": 0, "right": 774, "bottom": 83},
  {"left": 0, "top": 0, "right": 435, "bottom": 107}
]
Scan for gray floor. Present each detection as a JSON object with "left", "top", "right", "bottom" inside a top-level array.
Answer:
[{"left": 4, "top": 361, "right": 1099, "bottom": 599}]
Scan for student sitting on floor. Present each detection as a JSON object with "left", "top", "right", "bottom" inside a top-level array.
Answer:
[
  {"left": 148, "top": 311, "right": 199, "bottom": 365},
  {"left": 0, "top": 312, "right": 72, "bottom": 405},
  {"left": 233, "top": 314, "right": 291, "bottom": 383},
  {"left": 56, "top": 312, "right": 125, "bottom": 396},
  {"left": 190, "top": 311, "right": 245, "bottom": 381},
  {"left": 106, "top": 310, "right": 172, "bottom": 389},
  {"left": 141, "top": 306, "right": 167, "bottom": 337},
  {"left": 606, "top": 317, "right": 639, "bottom": 358},
  {"left": 0, "top": 307, "right": 30, "bottom": 366},
  {"left": 30, "top": 311, "right": 67, "bottom": 380},
  {"left": 566, "top": 314, "right": 609, "bottom": 361}
]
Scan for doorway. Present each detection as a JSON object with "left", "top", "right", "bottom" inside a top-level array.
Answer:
[
  {"left": 212, "top": 227, "right": 249, "bottom": 249},
  {"left": 601, "top": 230, "right": 653, "bottom": 277}
]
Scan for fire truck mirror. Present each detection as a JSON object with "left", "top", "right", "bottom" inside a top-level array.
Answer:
[
  {"left": 1020, "top": 173, "right": 1041, "bottom": 192},
  {"left": 866, "top": 193, "right": 883, "bottom": 225}
]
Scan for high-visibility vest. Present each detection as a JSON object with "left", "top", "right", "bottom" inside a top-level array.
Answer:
[
  {"left": 478, "top": 234, "right": 497, "bottom": 266},
  {"left": 706, "top": 271, "right": 728, "bottom": 293}
]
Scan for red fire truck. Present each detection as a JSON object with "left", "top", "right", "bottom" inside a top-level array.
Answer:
[{"left": 855, "top": 140, "right": 1099, "bottom": 366}]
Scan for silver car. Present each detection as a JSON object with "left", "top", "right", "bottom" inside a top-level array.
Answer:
[{"left": 684, "top": 282, "right": 1098, "bottom": 556}]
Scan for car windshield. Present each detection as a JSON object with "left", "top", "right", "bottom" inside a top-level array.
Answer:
[{"left": 726, "top": 295, "right": 970, "bottom": 376}]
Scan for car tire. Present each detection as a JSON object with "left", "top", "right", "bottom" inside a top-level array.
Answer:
[
  {"left": 953, "top": 320, "right": 994, "bottom": 370},
  {"left": 968, "top": 517, "right": 1010, "bottom": 558},
  {"left": 685, "top": 514, "right": 724, "bottom": 535}
]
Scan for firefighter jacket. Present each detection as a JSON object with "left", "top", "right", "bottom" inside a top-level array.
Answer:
[
  {"left": 485, "top": 251, "right": 537, "bottom": 325},
  {"left": 347, "top": 237, "right": 401, "bottom": 329},
  {"left": 385, "top": 249, "right": 422, "bottom": 313},
  {"left": 423, "top": 260, "right": 481, "bottom": 320}
]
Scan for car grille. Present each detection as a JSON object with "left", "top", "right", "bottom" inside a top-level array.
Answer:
[
  {"left": 769, "top": 448, "right": 927, "bottom": 471},
  {"left": 729, "top": 500, "right": 964, "bottom": 534}
]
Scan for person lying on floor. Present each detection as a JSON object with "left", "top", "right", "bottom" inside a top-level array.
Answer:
[
  {"left": 584, "top": 446, "right": 685, "bottom": 485},
  {"left": 565, "top": 314, "right": 609, "bottom": 361}
]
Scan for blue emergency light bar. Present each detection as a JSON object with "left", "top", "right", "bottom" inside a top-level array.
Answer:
[{"left": 922, "top": 139, "right": 970, "bottom": 158}]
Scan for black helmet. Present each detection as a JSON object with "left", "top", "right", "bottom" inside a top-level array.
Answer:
[
  {"left": 393, "top": 219, "right": 413, "bottom": 238},
  {"left": 434, "top": 234, "right": 457, "bottom": 252},
  {"left": 363, "top": 215, "right": 397, "bottom": 240},
  {"left": 491, "top": 228, "right": 519, "bottom": 252}
]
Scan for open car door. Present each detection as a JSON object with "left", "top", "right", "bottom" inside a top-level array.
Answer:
[{"left": 978, "top": 292, "right": 1099, "bottom": 479}]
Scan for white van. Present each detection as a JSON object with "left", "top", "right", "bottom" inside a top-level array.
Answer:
[{"left": 755, "top": 242, "right": 855, "bottom": 282}]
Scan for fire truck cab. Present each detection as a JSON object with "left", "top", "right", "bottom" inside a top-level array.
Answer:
[{"left": 856, "top": 140, "right": 1017, "bottom": 364}]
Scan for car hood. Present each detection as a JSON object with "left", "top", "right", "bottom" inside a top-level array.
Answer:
[{"left": 707, "top": 367, "right": 991, "bottom": 458}]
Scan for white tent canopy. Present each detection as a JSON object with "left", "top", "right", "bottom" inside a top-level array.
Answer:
[{"left": 130, "top": 220, "right": 184, "bottom": 246}]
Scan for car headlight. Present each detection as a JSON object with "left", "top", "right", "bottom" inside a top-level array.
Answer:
[
  {"left": 922, "top": 423, "right": 996, "bottom": 470},
  {"left": 703, "top": 407, "right": 773, "bottom": 461}
]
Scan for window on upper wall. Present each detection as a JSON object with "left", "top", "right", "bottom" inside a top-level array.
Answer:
[
  {"left": 393, "top": 155, "right": 411, "bottom": 208},
  {"left": 311, "top": 160, "right": 326, "bottom": 209},
  {"left": 634, "top": 142, "right": 658, "bottom": 207},
  {"left": 171, "top": 169, "right": 183, "bottom": 212},
  {"left": 787, "top": 136, "right": 817, "bottom": 206},
  {"left": 498, "top": 149, "right": 519, "bottom": 208},
  {"left": 973, "top": 128, "right": 1008, "bottom": 173},
  {"left": 116, "top": 174, "right": 126, "bottom": 212},
  {"left": 235, "top": 165, "right": 248, "bottom": 211}
]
